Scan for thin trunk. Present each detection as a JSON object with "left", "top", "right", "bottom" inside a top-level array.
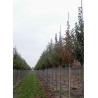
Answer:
[
  {"left": 59, "top": 66, "right": 61, "bottom": 98},
  {"left": 63, "top": 69, "right": 64, "bottom": 85},
  {"left": 57, "top": 67, "right": 59, "bottom": 89},
  {"left": 45, "top": 69, "right": 46, "bottom": 86},
  {"left": 83, "top": 63, "right": 84, "bottom": 82},
  {"left": 45, "top": 70, "right": 47, "bottom": 86},
  {"left": 47, "top": 68, "right": 48, "bottom": 87},
  {"left": 73, "top": 66, "right": 74, "bottom": 83},
  {"left": 52, "top": 67, "right": 54, "bottom": 90},
  {"left": 48, "top": 69, "right": 49, "bottom": 87},
  {"left": 14, "top": 69, "right": 15, "bottom": 84},
  {"left": 19, "top": 70, "right": 20, "bottom": 80},
  {"left": 69, "top": 63, "right": 70, "bottom": 98},
  {"left": 44, "top": 70, "right": 45, "bottom": 85},
  {"left": 64, "top": 67, "right": 66, "bottom": 85},
  {"left": 82, "top": 64, "right": 84, "bottom": 94},
  {"left": 78, "top": 65, "right": 79, "bottom": 84},
  {"left": 56, "top": 68, "right": 57, "bottom": 91},
  {"left": 50, "top": 69, "right": 51, "bottom": 87},
  {"left": 81, "top": 65, "right": 83, "bottom": 93}
]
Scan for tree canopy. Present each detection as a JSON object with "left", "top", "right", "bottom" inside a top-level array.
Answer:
[
  {"left": 34, "top": 7, "right": 84, "bottom": 70},
  {"left": 13, "top": 47, "right": 31, "bottom": 70}
]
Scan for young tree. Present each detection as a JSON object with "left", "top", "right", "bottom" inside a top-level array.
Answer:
[{"left": 74, "top": 7, "right": 84, "bottom": 65}]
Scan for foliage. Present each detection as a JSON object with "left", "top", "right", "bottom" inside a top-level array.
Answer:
[
  {"left": 13, "top": 47, "right": 31, "bottom": 70},
  {"left": 34, "top": 7, "right": 84, "bottom": 70},
  {"left": 74, "top": 7, "right": 84, "bottom": 65}
]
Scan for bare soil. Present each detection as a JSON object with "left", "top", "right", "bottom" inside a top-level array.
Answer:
[
  {"left": 35, "top": 73, "right": 55, "bottom": 98},
  {"left": 37, "top": 73, "right": 84, "bottom": 98}
]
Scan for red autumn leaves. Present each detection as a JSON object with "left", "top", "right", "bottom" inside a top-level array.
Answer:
[{"left": 56, "top": 21, "right": 75, "bottom": 65}]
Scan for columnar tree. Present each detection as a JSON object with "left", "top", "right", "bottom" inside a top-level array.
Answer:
[{"left": 74, "top": 7, "right": 84, "bottom": 65}]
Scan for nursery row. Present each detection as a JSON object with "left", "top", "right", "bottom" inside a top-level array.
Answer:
[
  {"left": 34, "top": 64, "right": 84, "bottom": 98},
  {"left": 13, "top": 47, "right": 31, "bottom": 70},
  {"left": 34, "top": 7, "right": 84, "bottom": 70},
  {"left": 13, "top": 69, "right": 32, "bottom": 85}
]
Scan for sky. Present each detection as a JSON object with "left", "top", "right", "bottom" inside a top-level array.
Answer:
[{"left": 13, "top": 0, "right": 84, "bottom": 68}]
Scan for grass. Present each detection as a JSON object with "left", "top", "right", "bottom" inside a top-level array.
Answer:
[{"left": 13, "top": 71, "right": 47, "bottom": 98}]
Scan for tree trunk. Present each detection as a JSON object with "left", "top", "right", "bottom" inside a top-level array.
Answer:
[
  {"left": 59, "top": 66, "right": 61, "bottom": 98},
  {"left": 69, "top": 64, "right": 70, "bottom": 98}
]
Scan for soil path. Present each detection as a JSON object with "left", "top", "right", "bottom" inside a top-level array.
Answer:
[{"left": 35, "top": 73, "right": 54, "bottom": 98}]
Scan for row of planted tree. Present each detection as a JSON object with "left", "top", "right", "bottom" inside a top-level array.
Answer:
[
  {"left": 34, "top": 64, "right": 83, "bottom": 98},
  {"left": 13, "top": 69, "right": 32, "bottom": 85},
  {"left": 34, "top": 7, "right": 84, "bottom": 70},
  {"left": 13, "top": 47, "right": 31, "bottom": 70},
  {"left": 12, "top": 47, "right": 31, "bottom": 86},
  {"left": 34, "top": 7, "right": 84, "bottom": 98}
]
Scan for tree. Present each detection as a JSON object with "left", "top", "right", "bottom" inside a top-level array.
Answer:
[{"left": 74, "top": 7, "right": 84, "bottom": 65}]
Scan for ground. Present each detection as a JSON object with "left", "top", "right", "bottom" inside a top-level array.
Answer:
[{"left": 13, "top": 71, "right": 84, "bottom": 98}]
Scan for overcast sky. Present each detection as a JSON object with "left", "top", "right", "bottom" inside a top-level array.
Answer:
[{"left": 13, "top": 0, "right": 84, "bottom": 68}]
